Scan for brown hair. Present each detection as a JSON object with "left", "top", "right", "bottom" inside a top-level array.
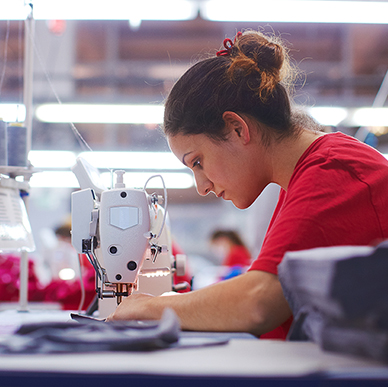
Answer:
[
  {"left": 211, "top": 230, "right": 246, "bottom": 247},
  {"left": 163, "top": 30, "right": 301, "bottom": 146}
]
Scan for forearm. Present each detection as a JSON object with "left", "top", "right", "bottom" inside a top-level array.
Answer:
[
  {"left": 108, "top": 270, "right": 292, "bottom": 336},
  {"left": 172, "top": 271, "right": 291, "bottom": 335}
]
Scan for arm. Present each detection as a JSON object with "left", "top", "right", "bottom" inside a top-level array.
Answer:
[{"left": 106, "top": 270, "right": 292, "bottom": 336}]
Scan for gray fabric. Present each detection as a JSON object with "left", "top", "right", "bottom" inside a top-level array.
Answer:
[
  {"left": 278, "top": 241, "right": 388, "bottom": 363},
  {"left": 321, "top": 324, "right": 388, "bottom": 363},
  {"left": 0, "top": 308, "right": 180, "bottom": 353}
]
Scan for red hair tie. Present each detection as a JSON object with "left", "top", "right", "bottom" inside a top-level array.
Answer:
[{"left": 216, "top": 31, "right": 243, "bottom": 57}]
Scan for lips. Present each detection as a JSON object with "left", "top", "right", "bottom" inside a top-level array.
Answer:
[{"left": 217, "top": 191, "right": 224, "bottom": 199}]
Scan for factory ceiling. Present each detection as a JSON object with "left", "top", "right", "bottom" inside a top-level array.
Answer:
[
  {"left": 0, "top": 17, "right": 388, "bottom": 200},
  {"left": 1, "top": 18, "right": 388, "bottom": 146}
]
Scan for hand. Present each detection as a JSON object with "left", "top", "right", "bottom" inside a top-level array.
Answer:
[
  {"left": 104, "top": 271, "right": 292, "bottom": 336},
  {"left": 105, "top": 293, "right": 160, "bottom": 322}
]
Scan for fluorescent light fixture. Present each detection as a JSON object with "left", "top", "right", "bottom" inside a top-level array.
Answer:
[
  {"left": 28, "top": 171, "right": 79, "bottom": 188},
  {"left": 36, "top": 103, "right": 387, "bottom": 127},
  {"left": 35, "top": 104, "right": 164, "bottom": 124},
  {"left": 27, "top": 150, "right": 186, "bottom": 171},
  {"left": 3, "top": 0, "right": 388, "bottom": 23},
  {"left": 0, "top": 0, "right": 197, "bottom": 20},
  {"left": 29, "top": 151, "right": 77, "bottom": 169},
  {"left": 78, "top": 151, "right": 186, "bottom": 170},
  {"left": 27, "top": 170, "right": 193, "bottom": 189},
  {"left": 351, "top": 108, "right": 388, "bottom": 127},
  {"left": 101, "top": 171, "right": 194, "bottom": 189},
  {"left": 201, "top": 0, "right": 388, "bottom": 24},
  {"left": 308, "top": 107, "right": 348, "bottom": 126},
  {"left": 0, "top": 0, "right": 30, "bottom": 20},
  {"left": 0, "top": 104, "right": 26, "bottom": 123},
  {"left": 308, "top": 106, "right": 388, "bottom": 127}
]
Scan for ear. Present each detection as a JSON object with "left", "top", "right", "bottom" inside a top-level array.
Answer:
[{"left": 222, "top": 111, "right": 251, "bottom": 145}]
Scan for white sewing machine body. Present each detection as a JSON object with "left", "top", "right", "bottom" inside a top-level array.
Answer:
[
  {"left": 98, "top": 187, "right": 152, "bottom": 286},
  {"left": 71, "top": 157, "right": 186, "bottom": 313}
]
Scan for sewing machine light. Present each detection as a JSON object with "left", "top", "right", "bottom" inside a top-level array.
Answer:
[{"left": 139, "top": 267, "right": 171, "bottom": 278}]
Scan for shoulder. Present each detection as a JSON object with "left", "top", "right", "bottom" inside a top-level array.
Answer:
[
  {"left": 301, "top": 131, "right": 386, "bottom": 164},
  {"left": 290, "top": 132, "right": 388, "bottom": 188}
]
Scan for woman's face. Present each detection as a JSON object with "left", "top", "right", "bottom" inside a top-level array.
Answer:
[{"left": 168, "top": 130, "right": 271, "bottom": 209}]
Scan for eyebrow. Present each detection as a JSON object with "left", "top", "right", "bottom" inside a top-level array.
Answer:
[{"left": 182, "top": 152, "right": 192, "bottom": 166}]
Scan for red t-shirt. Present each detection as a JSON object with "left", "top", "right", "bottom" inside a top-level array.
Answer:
[
  {"left": 223, "top": 245, "right": 251, "bottom": 267},
  {"left": 249, "top": 132, "right": 388, "bottom": 339}
]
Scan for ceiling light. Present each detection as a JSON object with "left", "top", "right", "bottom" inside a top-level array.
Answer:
[
  {"left": 308, "top": 107, "right": 348, "bottom": 126},
  {"left": 0, "top": 0, "right": 198, "bottom": 21},
  {"left": 350, "top": 108, "right": 388, "bottom": 127},
  {"left": 35, "top": 104, "right": 164, "bottom": 124},
  {"left": 0, "top": 1, "right": 29, "bottom": 20},
  {"left": 27, "top": 170, "right": 193, "bottom": 189},
  {"left": 3, "top": 0, "right": 388, "bottom": 23},
  {"left": 78, "top": 151, "right": 186, "bottom": 171},
  {"left": 0, "top": 104, "right": 26, "bottom": 123},
  {"left": 35, "top": 103, "right": 388, "bottom": 128},
  {"left": 27, "top": 171, "right": 79, "bottom": 188},
  {"left": 29, "top": 151, "right": 77, "bottom": 169},
  {"left": 27, "top": 151, "right": 186, "bottom": 171},
  {"left": 201, "top": 1, "right": 388, "bottom": 24}
]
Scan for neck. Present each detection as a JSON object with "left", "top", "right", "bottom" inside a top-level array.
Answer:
[{"left": 270, "top": 129, "right": 325, "bottom": 191}]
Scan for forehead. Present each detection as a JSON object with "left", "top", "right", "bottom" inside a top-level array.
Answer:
[{"left": 167, "top": 133, "right": 208, "bottom": 156}]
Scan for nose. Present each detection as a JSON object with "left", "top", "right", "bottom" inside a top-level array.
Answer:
[{"left": 194, "top": 171, "right": 213, "bottom": 196}]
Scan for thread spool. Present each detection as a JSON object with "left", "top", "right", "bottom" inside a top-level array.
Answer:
[
  {"left": 7, "top": 123, "right": 27, "bottom": 167},
  {"left": 0, "top": 120, "right": 7, "bottom": 166}
]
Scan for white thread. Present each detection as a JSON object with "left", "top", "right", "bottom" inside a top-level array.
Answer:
[
  {"left": 144, "top": 174, "right": 168, "bottom": 240},
  {"left": 25, "top": 17, "right": 94, "bottom": 153}
]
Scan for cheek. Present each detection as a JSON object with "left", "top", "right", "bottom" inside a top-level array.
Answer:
[{"left": 231, "top": 175, "right": 264, "bottom": 209}]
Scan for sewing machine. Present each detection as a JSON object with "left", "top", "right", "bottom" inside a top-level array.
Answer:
[{"left": 70, "top": 157, "right": 186, "bottom": 316}]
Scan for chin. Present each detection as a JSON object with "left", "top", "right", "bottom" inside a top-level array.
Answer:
[
  {"left": 233, "top": 186, "right": 267, "bottom": 209},
  {"left": 231, "top": 198, "right": 254, "bottom": 210}
]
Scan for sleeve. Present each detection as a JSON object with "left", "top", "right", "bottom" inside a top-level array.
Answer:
[{"left": 248, "top": 183, "right": 329, "bottom": 275}]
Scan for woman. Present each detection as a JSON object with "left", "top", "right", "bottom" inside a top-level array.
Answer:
[
  {"left": 107, "top": 30, "right": 388, "bottom": 339},
  {"left": 210, "top": 229, "right": 251, "bottom": 280}
]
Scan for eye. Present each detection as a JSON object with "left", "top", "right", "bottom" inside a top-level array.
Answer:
[{"left": 192, "top": 159, "right": 201, "bottom": 169}]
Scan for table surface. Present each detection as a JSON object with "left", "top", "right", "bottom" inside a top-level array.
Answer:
[{"left": 0, "top": 308, "right": 387, "bottom": 381}]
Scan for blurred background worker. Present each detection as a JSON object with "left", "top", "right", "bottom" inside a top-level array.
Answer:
[
  {"left": 40, "top": 220, "right": 96, "bottom": 311},
  {"left": 210, "top": 229, "right": 251, "bottom": 280},
  {"left": 0, "top": 219, "right": 96, "bottom": 312}
]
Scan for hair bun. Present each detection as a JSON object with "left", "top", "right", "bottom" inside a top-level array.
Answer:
[
  {"left": 261, "top": 42, "right": 284, "bottom": 74},
  {"left": 226, "top": 31, "right": 290, "bottom": 100}
]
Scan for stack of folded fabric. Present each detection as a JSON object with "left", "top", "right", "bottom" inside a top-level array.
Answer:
[{"left": 278, "top": 241, "right": 388, "bottom": 362}]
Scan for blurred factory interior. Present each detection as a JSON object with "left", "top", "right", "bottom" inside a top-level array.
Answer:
[{"left": 1, "top": 0, "right": 388, "bottom": 287}]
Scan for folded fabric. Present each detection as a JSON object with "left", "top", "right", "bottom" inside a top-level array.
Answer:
[
  {"left": 0, "top": 308, "right": 180, "bottom": 354},
  {"left": 278, "top": 241, "right": 388, "bottom": 362}
]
